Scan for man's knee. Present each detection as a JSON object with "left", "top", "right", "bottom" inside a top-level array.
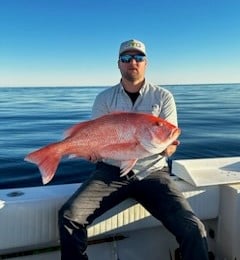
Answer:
[{"left": 183, "top": 216, "right": 207, "bottom": 240}]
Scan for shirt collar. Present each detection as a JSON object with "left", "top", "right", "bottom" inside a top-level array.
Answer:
[{"left": 119, "top": 80, "right": 147, "bottom": 95}]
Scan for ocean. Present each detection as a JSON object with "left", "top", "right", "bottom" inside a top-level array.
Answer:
[{"left": 1, "top": 84, "right": 240, "bottom": 189}]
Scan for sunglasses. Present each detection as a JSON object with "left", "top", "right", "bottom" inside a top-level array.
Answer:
[{"left": 119, "top": 54, "right": 146, "bottom": 63}]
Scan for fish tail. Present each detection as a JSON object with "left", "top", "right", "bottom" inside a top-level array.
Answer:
[{"left": 24, "top": 143, "right": 61, "bottom": 185}]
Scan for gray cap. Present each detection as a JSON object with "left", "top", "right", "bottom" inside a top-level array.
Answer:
[{"left": 119, "top": 39, "right": 146, "bottom": 56}]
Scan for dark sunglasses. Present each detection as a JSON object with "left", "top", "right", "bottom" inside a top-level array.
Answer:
[{"left": 119, "top": 54, "right": 146, "bottom": 63}]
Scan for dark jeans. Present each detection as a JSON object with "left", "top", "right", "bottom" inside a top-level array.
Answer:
[{"left": 58, "top": 162, "right": 209, "bottom": 260}]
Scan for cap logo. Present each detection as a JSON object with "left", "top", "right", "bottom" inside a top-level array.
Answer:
[{"left": 123, "top": 42, "right": 142, "bottom": 50}]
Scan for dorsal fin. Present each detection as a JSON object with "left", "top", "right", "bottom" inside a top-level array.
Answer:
[
  {"left": 64, "top": 120, "right": 92, "bottom": 138},
  {"left": 64, "top": 112, "right": 125, "bottom": 138}
]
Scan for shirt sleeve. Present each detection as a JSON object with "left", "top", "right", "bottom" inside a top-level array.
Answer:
[
  {"left": 91, "top": 91, "right": 109, "bottom": 119},
  {"left": 159, "top": 89, "right": 178, "bottom": 127}
]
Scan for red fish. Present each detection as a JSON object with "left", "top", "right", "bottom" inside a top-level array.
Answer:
[{"left": 25, "top": 112, "right": 181, "bottom": 184}]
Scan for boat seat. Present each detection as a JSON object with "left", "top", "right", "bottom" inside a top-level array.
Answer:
[{"left": 0, "top": 177, "right": 219, "bottom": 254}]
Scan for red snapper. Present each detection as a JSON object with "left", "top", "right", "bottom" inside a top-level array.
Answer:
[{"left": 25, "top": 112, "right": 181, "bottom": 184}]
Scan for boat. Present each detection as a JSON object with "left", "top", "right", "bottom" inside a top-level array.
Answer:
[{"left": 1, "top": 157, "right": 240, "bottom": 260}]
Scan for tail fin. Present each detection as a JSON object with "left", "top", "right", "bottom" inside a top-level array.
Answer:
[{"left": 24, "top": 143, "right": 61, "bottom": 185}]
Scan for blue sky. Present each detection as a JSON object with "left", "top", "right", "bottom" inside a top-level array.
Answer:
[{"left": 0, "top": 0, "right": 240, "bottom": 86}]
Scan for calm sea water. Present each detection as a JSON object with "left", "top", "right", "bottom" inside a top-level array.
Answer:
[{"left": 1, "top": 84, "right": 240, "bottom": 188}]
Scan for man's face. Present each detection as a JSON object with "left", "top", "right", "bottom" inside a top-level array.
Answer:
[{"left": 118, "top": 51, "right": 147, "bottom": 82}]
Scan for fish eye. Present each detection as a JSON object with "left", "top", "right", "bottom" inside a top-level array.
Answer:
[
  {"left": 156, "top": 121, "right": 163, "bottom": 127},
  {"left": 153, "top": 121, "right": 163, "bottom": 127}
]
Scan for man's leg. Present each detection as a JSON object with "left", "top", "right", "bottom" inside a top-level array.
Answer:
[
  {"left": 133, "top": 168, "right": 209, "bottom": 260},
  {"left": 58, "top": 163, "right": 131, "bottom": 260}
]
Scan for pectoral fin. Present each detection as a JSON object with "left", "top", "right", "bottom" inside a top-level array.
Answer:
[
  {"left": 120, "top": 159, "right": 138, "bottom": 177},
  {"left": 99, "top": 142, "right": 149, "bottom": 160}
]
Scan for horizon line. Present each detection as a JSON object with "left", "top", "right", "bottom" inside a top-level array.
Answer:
[{"left": 0, "top": 82, "right": 240, "bottom": 88}]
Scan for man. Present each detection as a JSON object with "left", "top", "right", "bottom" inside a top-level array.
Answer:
[{"left": 58, "top": 39, "right": 209, "bottom": 259}]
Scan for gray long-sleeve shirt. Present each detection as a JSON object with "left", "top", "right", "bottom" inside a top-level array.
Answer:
[{"left": 91, "top": 81, "right": 178, "bottom": 180}]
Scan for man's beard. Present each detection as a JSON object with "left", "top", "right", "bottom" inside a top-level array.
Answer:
[{"left": 122, "top": 70, "right": 141, "bottom": 82}]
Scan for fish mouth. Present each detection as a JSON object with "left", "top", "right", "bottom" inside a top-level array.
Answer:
[{"left": 170, "top": 128, "right": 181, "bottom": 140}]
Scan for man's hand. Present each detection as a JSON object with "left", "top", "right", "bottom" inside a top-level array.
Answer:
[{"left": 161, "top": 140, "right": 180, "bottom": 157}]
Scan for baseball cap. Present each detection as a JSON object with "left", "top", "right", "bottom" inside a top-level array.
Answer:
[{"left": 119, "top": 39, "right": 146, "bottom": 56}]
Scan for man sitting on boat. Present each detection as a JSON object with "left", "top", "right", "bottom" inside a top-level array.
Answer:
[{"left": 58, "top": 39, "right": 209, "bottom": 260}]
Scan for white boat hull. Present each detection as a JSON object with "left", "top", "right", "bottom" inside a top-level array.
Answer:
[{"left": 1, "top": 157, "right": 240, "bottom": 259}]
